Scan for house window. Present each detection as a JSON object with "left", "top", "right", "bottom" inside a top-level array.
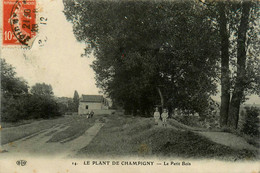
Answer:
[{"left": 85, "top": 105, "right": 89, "bottom": 109}]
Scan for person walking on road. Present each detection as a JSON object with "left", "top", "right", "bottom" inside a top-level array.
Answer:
[
  {"left": 154, "top": 107, "right": 160, "bottom": 125},
  {"left": 161, "top": 108, "right": 169, "bottom": 127}
]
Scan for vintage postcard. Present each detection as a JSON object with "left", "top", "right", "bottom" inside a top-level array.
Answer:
[{"left": 0, "top": 0, "right": 259, "bottom": 172}]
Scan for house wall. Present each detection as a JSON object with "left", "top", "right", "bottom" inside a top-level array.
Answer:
[{"left": 78, "top": 102, "right": 109, "bottom": 115}]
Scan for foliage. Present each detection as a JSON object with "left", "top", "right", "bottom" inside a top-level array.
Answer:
[
  {"left": 73, "top": 90, "right": 79, "bottom": 112},
  {"left": 1, "top": 58, "right": 28, "bottom": 97},
  {"left": 1, "top": 58, "right": 29, "bottom": 122},
  {"left": 1, "top": 58, "right": 61, "bottom": 122},
  {"left": 201, "top": 0, "right": 260, "bottom": 129},
  {"left": 241, "top": 106, "right": 260, "bottom": 137},
  {"left": 30, "top": 83, "right": 54, "bottom": 96},
  {"left": 63, "top": 0, "right": 220, "bottom": 116},
  {"left": 23, "top": 94, "right": 62, "bottom": 120},
  {"left": 2, "top": 93, "right": 62, "bottom": 122},
  {"left": 57, "top": 102, "right": 69, "bottom": 115},
  {"left": 67, "top": 100, "right": 76, "bottom": 112},
  {"left": 1, "top": 96, "right": 26, "bottom": 122}
]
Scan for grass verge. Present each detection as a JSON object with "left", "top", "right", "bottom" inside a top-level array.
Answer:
[{"left": 47, "top": 116, "right": 97, "bottom": 143}]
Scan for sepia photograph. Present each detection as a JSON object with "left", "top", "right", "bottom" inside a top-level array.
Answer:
[{"left": 1, "top": 0, "right": 259, "bottom": 172}]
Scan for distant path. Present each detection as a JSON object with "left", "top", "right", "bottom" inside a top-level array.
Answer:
[
  {"left": 64, "top": 119, "right": 105, "bottom": 158},
  {"left": 168, "top": 119, "right": 258, "bottom": 151},
  {"left": 0, "top": 118, "right": 106, "bottom": 158},
  {"left": 198, "top": 131, "right": 258, "bottom": 150}
]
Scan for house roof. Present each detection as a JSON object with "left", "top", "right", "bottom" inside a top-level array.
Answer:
[{"left": 81, "top": 95, "right": 104, "bottom": 102}]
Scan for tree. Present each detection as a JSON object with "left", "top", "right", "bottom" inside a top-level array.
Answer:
[
  {"left": 228, "top": 1, "right": 252, "bottom": 129},
  {"left": 23, "top": 94, "right": 61, "bottom": 119},
  {"left": 218, "top": 1, "right": 259, "bottom": 129},
  {"left": 202, "top": 0, "right": 260, "bottom": 129},
  {"left": 29, "top": 83, "right": 61, "bottom": 118},
  {"left": 1, "top": 58, "right": 28, "bottom": 97},
  {"left": 73, "top": 90, "right": 79, "bottom": 111},
  {"left": 63, "top": 1, "right": 220, "bottom": 116},
  {"left": 1, "top": 58, "right": 29, "bottom": 122},
  {"left": 217, "top": 2, "right": 231, "bottom": 127},
  {"left": 1, "top": 59, "right": 62, "bottom": 122},
  {"left": 30, "top": 83, "right": 54, "bottom": 97},
  {"left": 67, "top": 100, "right": 76, "bottom": 112}
]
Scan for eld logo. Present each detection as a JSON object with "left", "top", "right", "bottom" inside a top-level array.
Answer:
[{"left": 16, "top": 160, "right": 27, "bottom": 166}]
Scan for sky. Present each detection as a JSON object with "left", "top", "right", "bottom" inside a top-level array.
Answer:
[
  {"left": 2, "top": 0, "right": 100, "bottom": 98},
  {"left": 1, "top": 0, "right": 259, "bottom": 104}
]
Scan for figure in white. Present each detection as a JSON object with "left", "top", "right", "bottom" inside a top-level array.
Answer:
[
  {"left": 153, "top": 107, "right": 160, "bottom": 125},
  {"left": 86, "top": 111, "right": 90, "bottom": 118},
  {"left": 161, "top": 108, "right": 169, "bottom": 127}
]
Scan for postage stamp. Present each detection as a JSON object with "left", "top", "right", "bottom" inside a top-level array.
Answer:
[
  {"left": 2, "top": 0, "right": 37, "bottom": 47},
  {"left": 1, "top": 0, "right": 259, "bottom": 172}
]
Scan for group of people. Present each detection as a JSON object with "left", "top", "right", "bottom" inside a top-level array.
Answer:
[
  {"left": 153, "top": 107, "right": 169, "bottom": 127},
  {"left": 86, "top": 110, "right": 94, "bottom": 119}
]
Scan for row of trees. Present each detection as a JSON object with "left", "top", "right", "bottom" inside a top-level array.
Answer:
[
  {"left": 212, "top": 1, "right": 260, "bottom": 129},
  {"left": 63, "top": 0, "right": 260, "bottom": 129},
  {"left": 64, "top": 0, "right": 220, "bottom": 116},
  {"left": 1, "top": 58, "right": 61, "bottom": 122}
]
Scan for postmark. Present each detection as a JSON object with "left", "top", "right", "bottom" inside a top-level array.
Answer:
[{"left": 3, "top": 0, "right": 37, "bottom": 47}]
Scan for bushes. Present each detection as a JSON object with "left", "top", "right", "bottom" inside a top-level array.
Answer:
[
  {"left": 1, "top": 94, "right": 62, "bottom": 122},
  {"left": 25, "top": 95, "right": 62, "bottom": 119},
  {"left": 1, "top": 97, "right": 24, "bottom": 122},
  {"left": 1, "top": 59, "right": 62, "bottom": 122},
  {"left": 241, "top": 107, "right": 260, "bottom": 137}
]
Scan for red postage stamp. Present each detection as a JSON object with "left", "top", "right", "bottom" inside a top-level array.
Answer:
[{"left": 3, "top": 0, "right": 37, "bottom": 47}]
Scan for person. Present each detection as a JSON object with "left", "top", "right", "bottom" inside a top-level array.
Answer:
[
  {"left": 90, "top": 110, "right": 94, "bottom": 118},
  {"left": 153, "top": 107, "right": 160, "bottom": 125},
  {"left": 86, "top": 111, "right": 90, "bottom": 118},
  {"left": 161, "top": 108, "right": 168, "bottom": 127}
]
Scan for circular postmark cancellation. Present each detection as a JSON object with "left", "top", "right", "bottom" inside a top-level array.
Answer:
[{"left": 3, "top": 0, "right": 38, "bottom": 47}]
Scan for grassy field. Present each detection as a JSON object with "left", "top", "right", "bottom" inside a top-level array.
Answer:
[{"left": 77, "top": 114, "right": 258, "bottom": 160}]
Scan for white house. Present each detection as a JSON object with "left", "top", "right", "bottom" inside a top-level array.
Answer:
[{"left": 78, "top": 95, "right": 109, "bottom": 115}]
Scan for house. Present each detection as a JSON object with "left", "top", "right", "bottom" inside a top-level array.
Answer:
[{"left": 78, "top": 95, "right": 109, "bottom": 115}]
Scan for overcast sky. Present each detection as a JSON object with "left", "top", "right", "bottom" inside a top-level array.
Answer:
[
  {"left": 2, "top": 0, "right": 99, "bottom": 98},
  {"left": 1, "top": 0, "right": 259, "bottom": 104}
]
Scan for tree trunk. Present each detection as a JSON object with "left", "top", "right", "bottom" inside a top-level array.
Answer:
[
  {"left": 228, "top": 1, "right": 251, "bottom": 129},
  {"left": 157, "top": 87, "right": 164, "bottom": 109},
  {"left": 218, "top": 2, "right": 230, "bottom": 128}
]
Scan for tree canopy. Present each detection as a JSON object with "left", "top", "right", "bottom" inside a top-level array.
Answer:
[
  {"left": 1, "top": 58, "right": 62, "bottom": 122},
  {"left": 1, "top": 58, "right": 28, "bottom": 97},
  {"left": 30, "top": 83, "right": 54, "bottom": 97},
  {"left": 64, "top": 0, "right": 221, "bottom": 116}
]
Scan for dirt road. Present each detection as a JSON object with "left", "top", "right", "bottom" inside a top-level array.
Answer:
[{"left": 0, "top": 119, "right": 105, "bottom": 158}]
